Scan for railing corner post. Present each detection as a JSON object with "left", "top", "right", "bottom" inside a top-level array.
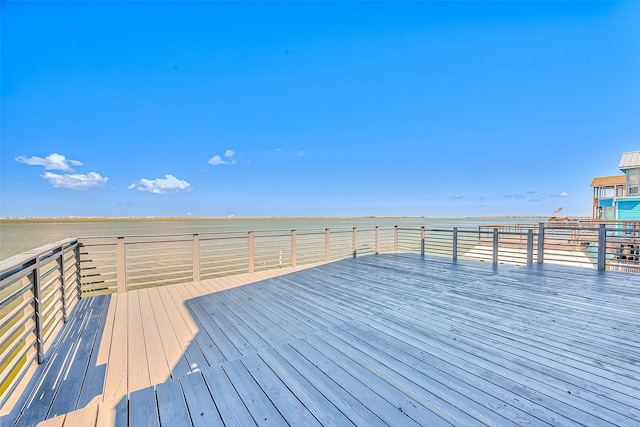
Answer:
[
  {"left": 492, "top": 228, "right": 499, "bottom": 265},
  {"left": 352, "top": 227, "right": 357, "bottom": 258},
  {"left": 375, "top": 226, "right": 380, "bottom": 255},
  {"left": 394, "top": 226, "right": 398, "bottom": 253},
  {"left": 75, "top": 242, "right": 82, "bottom": 299},
  {"left": 537, "top": 222, "right": 545, "bottom": 264},
  {"left": 116, "top": 236, "right": 127, "bottom": 293},
  {"left": 452, "top": 227, "right": 458, "bottom": 261},
  {"left": 248, "top": 231, "right": 255, "bottom": 273},
  {"left": 291, "top": 230, "right": 297, "bottom": 267},
  {"left": 58, "top": 249, "right": 67, "bottom": 323},
  {"left": 33, "top": 256, "right": 44, "bottom": 364},
  {"left": 598, "top": 223, "right": 607, "bottom": 271},
  {"left": 420, "top": 226, "right": 425, "bottom": 258},
  {"left": 526, "top": 229, "right": 534, "bottom": 265}
]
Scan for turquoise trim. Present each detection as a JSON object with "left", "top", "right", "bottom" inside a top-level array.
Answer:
[
  {"left": 616, "top": 199, "right": 640, "bottom": 220},
  {"left": 599, "top": 199, "right": 614, "bottom": 207}
]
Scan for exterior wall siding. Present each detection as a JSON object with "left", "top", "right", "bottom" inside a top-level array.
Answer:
[{"left": 617, "top": 199, "right": 640, "bottom": 220}]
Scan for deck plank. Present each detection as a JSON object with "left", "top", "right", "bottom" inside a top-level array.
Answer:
[
  {"left": 6, "top": 254, "right": 640, "bottom": 427},
  {"left": 273, "top": 343, "right": 387, "bottom": 427},
  {"left": 16, "top": 298, "right": 94, "bottom": 426},
  {"left": 102, "top": 293, "right": 128, "bottom": 402},
  {"left": 258, "top": 346, "right": 356, "bottom": 426},
  {"left": 137, "top": 290, "right": 171, "bottom": 386},
  {"left": 179, "top": 372, "right": 224, "bottom": 427},
  {"left": 126, "top": 290, "right": 150, "bottom": 392},
  {"left": 220, "top": 359, "right": 288, "bottom": 427},
  {"left": 156, "top": 379, "right": 191, "bottom": 427},
  {"left": 241, "top": 353, "right": 322, "bottom": 427},
  {"left": 201, "top": 366, "right": 257, "bottom": 427},
  {"left": 156, "top": 285, "right": 208, "bottom": 375},
  {"left": 48, "top": 295, "right": 108, "bottom": 417},
  {"left": 128, "top": 386, "right": 160, "bottom": 427}
]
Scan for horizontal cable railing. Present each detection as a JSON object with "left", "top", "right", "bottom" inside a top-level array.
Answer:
[
  {"left": 3, "top": 221, "right": 640, "bottom": 410},
  {"left": 0, "top": 238, "right": 80, "bottom": 409}
]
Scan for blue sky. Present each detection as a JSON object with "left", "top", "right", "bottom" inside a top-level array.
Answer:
[{"left": 1, "top": 1, "right": 639, "bottom": 218}]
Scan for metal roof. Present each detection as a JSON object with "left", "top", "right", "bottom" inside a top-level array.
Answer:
[{"left": 619, "top": 151, "right": 640, "bottom": 170}]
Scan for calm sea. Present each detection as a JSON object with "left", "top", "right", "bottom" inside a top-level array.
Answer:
[{"left": 0, "top": 217, "right": 544, "bottom": 261}]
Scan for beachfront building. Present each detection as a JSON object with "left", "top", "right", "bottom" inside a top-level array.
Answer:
[{"left": 591, "top": 150, "right": 640, "bottom": 220}]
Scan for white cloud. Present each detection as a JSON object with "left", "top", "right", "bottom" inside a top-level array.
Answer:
[
  {"left": 209, "top": 149, "right": 237, "bottom": 166},
  {"left": 208, "top": 155, "right": 225, "bottom": 165},
  {"left": 129, "top": 174, "right": 192, "bottom": 194},
  {"left": 560, "top": 192, "right": 569, "bottom": 197},
  {"left": 41, "top": 172, "right": 108, "bottom": 189},
  {"left": 296, "top": 150, "right": 306, "bottom": 157},
  {"left": 16, "top": 153, "right": 83, "bottom": 171}
]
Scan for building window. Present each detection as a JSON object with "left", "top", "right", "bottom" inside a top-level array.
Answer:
[{"left": 628, "top": 169, "right": 640, "bottom": 196}]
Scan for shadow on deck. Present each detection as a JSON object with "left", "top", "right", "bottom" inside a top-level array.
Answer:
[{"left": 4, "top": 254, "right": 640, "bottom": 426}]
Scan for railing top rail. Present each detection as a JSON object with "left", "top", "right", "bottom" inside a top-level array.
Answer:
[
  {"left": 544, "top": 226, "right": 600, "bottom": 231},
  {"left": 0, "top": 238, "right": 78, "bottom": 277},
  {"left": 77, "top": 225, "right": 401, "bottom": 242}
]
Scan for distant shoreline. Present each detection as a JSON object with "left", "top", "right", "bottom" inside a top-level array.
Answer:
[{"left": 1, "top": 215, "right": 558, "bottom": 222}]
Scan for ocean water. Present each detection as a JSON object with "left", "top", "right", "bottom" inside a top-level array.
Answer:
[{"left": 0, "top": 217, "right": 544, "bottom": 261}]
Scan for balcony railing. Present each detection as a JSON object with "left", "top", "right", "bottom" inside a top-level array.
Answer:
[{"left": 1, "top": 222, "right": 639, "bottom": 409}]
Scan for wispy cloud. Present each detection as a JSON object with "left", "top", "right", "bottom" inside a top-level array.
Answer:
[
  {"left": 16, "top": 153, "right": 83, "bottom": 171},
  {"left": 128, "top": 174, "right": 192, "bottom": 194},
  {"left": 208, "top": 149, "right": 237, "bottom": 166},
  {"left": 450, "top": 194, "right": 463, "bottom": 199},
  {"left": 42, "top": 172, "right": 108, "bottom": 190},
  {"left": 551, "top": 191, "right": 569, "bottom": 198},
  {"left": 505, "top": 193, "right": 527, "bottom": 200},
  {"left": 269, "top": 148, "right": 306, "bottom": 158}
]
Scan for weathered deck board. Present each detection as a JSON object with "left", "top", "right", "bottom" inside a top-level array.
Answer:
[
  {"left": 220, "top": 359, "right": 288, "bottom": 426},
  {"left": 48, "top": 294, "right": 108, "bottom": 417},
  {"left": 9, "top": 296, "right": 108, "bottom": 427},
  {"left": 179, "top": 371, "right": 224, "bottom": 427},
  {"left": 155, "top": 379, "right": 191, "bottom": 426},
  {"left": 3, "top": 255, "right": 640, "bottom": 427}
]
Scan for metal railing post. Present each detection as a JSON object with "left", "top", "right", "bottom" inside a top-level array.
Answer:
[
  {"left": 452, "top": 227, "right": 458, "bottom": 261},
  {"left": 352, "top": 227, "right": 357, "bottom": 258},
  {"left": 75, "top": 243, "right": 82, "bottom": 299},
  {"left": 526, "top": 229, "right": 534, "bottom": 265},
  {"left": 325, "top": 229, "right": 331, "bottom": 262},
  {"left": 394, "top": 226, "right": 398, "bottom": 252},
  {"left": 420, "top": 227, "right": 425, "bottom": 258},
  {"left": 537, "top": 223, "right": 545, "bottom": 264},
  {"left": 492, "top": 228, "right": 499, "bottom": 264},
  {"left": 375, "top": 226, "right": 380, "bottom": 254},
  {"left": 116, "top": 237, "right": 127, "bottom": 293},
  {"left": 33, "top": 256, "right": 44, "bottom": 364},
  {"left": 248, "top": 232, "right": 255, "bottom": 273},
  {"left": 598, "top": 224, "right": 607, "bottom": 271},
  {"left": 291, "top": 230, "right": 297, "bottom": 267},
  {"left": 58, "top": 248, "right": 67, "bottom": 323},
  {"left": 193, "top": 234, "right": 201, "bottom": 282}
]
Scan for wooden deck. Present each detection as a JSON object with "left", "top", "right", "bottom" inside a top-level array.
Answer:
[{"left": 2, "top": 254, "right": 640, "bottom": 426}]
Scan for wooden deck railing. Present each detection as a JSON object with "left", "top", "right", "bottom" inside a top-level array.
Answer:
[
  {"left": 0, "top": 239, "right": 80, "bottom": 408},
  {"left": 2, "top": 222, "right": 640, "bottom": 409}
]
